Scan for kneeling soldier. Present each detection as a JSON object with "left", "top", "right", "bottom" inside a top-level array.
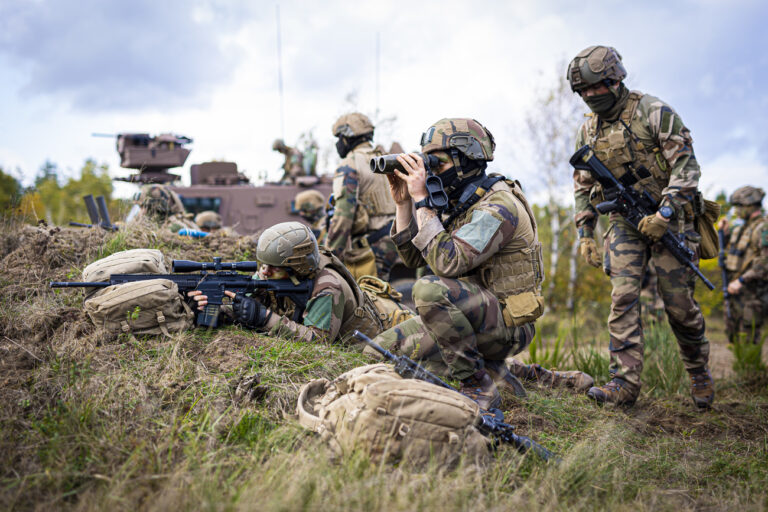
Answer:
[{"left": 372, "top": 118, "right": 548, "bottom": 409}]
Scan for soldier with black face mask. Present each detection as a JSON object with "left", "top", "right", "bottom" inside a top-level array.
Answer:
[{"left": 326, "top": 113, "right": 401, "bottom": 281}]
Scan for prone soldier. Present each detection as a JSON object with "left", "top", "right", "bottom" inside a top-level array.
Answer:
[
  {"left": 325, "top": 113, "right": 401, "bottom": 281},
  {"left": 188, "top": 222, "right": 383, "bottom": 343},
  {"left": 719, "top": 186, "right": 768, "bottom": 344},
  {"left": 133, "top": 184, "right": 200, "bottom": 233},
  {"left": 568, "top": 45, "right": 713, "bottom": 408}
]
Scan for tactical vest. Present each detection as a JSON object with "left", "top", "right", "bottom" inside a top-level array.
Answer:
[
  {"left": 334, "top": 143, "right": 395, "bottom": 235},
  {"left": 726, "top": 215, "right": 767, "bottom": 276},
  {"left": 587, "top": 91, "right": 670, "bottom": 205},
  {"left": 450, "top": 178, "right": 544, "bottom": 327},
  {"left": 316, "top": 249, "right": 383, "bottom": 340}
]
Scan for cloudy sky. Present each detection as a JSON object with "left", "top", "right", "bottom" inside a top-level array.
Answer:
[{"left": 0, "top": 0, "right": 766, "bottom": 201}]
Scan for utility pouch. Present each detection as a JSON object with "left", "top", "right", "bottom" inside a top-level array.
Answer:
[
  {"left": 501, "top": 292, "right": 544, "bottom": 328},
  {"left": 693, "top": 194, "right": 721, "bottom": 260}
]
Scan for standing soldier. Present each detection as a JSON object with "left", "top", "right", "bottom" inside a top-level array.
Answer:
[
  {"left": 272, "top": 139, "right": 306, "bottom": 182},
  {"left": 568, "top": 45, "right": 713, "bottom": 408},
  {"left": 372, "top": 118, "right": 546, "bottom": 409},
  {"left": 326, "top": 113, "right": 400, "bottom": 281},
  {"left": 719, "top": 186, "right": 767, "bottom": 344}
]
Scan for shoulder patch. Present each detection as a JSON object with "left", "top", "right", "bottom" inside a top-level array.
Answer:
[
  {"left": 303, "top": 293, "right": 333, "bottom": 331},
  {"left": 454, "top": 209, "right": 502, "bottom": 253}
]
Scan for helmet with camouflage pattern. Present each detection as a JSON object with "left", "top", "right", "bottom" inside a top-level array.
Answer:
[
  {"left": 567, "top": 45, "right": 627, "bottom": 92},
  {"left": 730, "top": 186, "right": 765, "bottom": 206},
  {"left": 195, "top": 210, "right": 222, "bottom": 231},
  {"left": 294, "top": 190, "right": 325, "bottom": 220},
  {"left": 420, "top": 118, "right": 495, "bottom": 161},
  {"left": 137, "top": 184, "right": 185, "bottom": 217},
  {"left": 332, "top": 113, "right": 374, "bottom": 138},
  {"left": 256, "top": 222, "right": 320, "bottom": 277},
  {"left": 272, "top": 138, "right": 287, "bottom": 151}
]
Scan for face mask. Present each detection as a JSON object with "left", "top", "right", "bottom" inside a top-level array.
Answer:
[
  {"left": 735, "top": 205, "right": 756, "bottom": 220},
  {"left": 335, "top": 138, "right": 350, "bottom": 158},
  {"left": 583, "top": 92, "right": 616, "bottom": 114}
]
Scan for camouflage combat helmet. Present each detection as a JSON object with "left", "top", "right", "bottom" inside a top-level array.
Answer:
[
  {"left": 294, "top": 190, "right": 325, "bottom": 219},
  {"left": 256, "top": 222, "right": 320, "bottom": 277},
  {"left": 195, "top": 210, "right": 222, "bottom": 230},
  {"left": 730, "top": 186, "right": 766, "bottom": 206},
  {"left": 137, "top": 184, "right": 185, "bottom": 217},
  {"left": 420, "top": 118, "right": 495, "bottom": 162},
  {"left": 332, "top": 112, "right": 374, "bottom": 138},
  {"left": 567, "top": 45, "right": 627, "bottom": 92},
  {"left": 272, "top": 139, "right": 287, "bottom": 151}
]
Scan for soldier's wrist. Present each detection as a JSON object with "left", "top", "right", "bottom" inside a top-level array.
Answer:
[{"left": 578, "top": 226, "right": 594, "bottom": 239}]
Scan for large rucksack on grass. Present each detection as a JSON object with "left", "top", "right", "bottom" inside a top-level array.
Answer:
[
  {"left": 82, "top": 249, "right": 194, "bottom": 335},
  {"left": 296, "top": 364, "right": 492, "bottom": 467}
]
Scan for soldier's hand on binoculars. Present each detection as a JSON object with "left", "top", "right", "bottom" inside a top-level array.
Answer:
[
  {"left": 187, "top": 290, "right": 207, "bottom": 311},
  {"left": 394, "top": 153, "right": 428, "bottom": 203},
  {"left": 387, "top": 172, "right": 410, "bottom": 205}
]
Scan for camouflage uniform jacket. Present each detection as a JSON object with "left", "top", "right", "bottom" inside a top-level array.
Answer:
[
  {"left": 725, "top": 212, "right": 768, "bottom": 284},
  {"left": 267, "top": 251, "right": 381, "bottom": 343},
  {"left": 573, "top": 91, "right": 701, "bottom": 236},
  {"left": 392, "top": 178, "right": 542, "bottom": 300},
  {"left": 326, "top": 141, "right": 395, "bottom": 261}
]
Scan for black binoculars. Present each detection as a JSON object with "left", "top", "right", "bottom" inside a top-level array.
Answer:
[{"left": 370, "top": 152, "right": 442, "bottom": 175}]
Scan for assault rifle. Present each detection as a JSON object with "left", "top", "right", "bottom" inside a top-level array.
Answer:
[
  {"left": 569, "top": 145, "right": 715, "bottom": 290},
  {"left": 353, "top": 330, "right": 558, "bottom": 463},
  {"left": 69, "top": 195, "right": 119, "bottom": 231},
  {"left": 50, "top": 257, "right": 314, "bottom": 328},
  {"left": 718, "top": 228, "right": 731, "bottom": 319}
]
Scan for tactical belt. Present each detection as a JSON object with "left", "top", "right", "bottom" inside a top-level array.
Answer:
[{"left": 353, "top": 220, "right": 393, "bottom": 248}]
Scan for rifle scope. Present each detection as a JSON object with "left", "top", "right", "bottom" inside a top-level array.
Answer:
[
  {"left": 370, "top": 153, "right": 441, "bottom": 175},
  {"left": 172, "top": 258, "right": 260, "bottom": 273}
]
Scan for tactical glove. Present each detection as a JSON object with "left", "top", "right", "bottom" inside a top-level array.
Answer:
[
  {"left": 232, "top": 293, "right": 270, "bottom": 329},
  {"left": 638, "top": 214, "right": 669, "bottom": 243},
  {"left": 579, "top": 238, "right": 602, "bottom": 268}
]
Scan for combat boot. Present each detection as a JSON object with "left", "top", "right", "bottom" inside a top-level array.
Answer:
[
  {"left": 484, "top": 360, "right": 527, "bottom": 398},
  {"left": 586, "top": 378, "right": 637, "bottom": 406},
  {"left": 689, "top": 368, "right": 714, "bottom": 409},
  {"left": 459, "top": 369, "right": 501, "bottom": 410},
  {"left": 509, "top": 359, "right": 595, "bottom": 393}
]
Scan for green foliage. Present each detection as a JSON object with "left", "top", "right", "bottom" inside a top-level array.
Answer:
[
  {"left": 0, "top": 167, "right": 22, "bottom": 213},
  {"left": 526, "top": 326, "right": 567, "bottom": 368},
  {"left": 642, "top": 322, "right": 687, "bottom": 396},
  {"left": 729, "top": 335, "right": 767, "bottom": 376}
]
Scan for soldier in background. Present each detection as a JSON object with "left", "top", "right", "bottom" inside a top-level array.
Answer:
[
  {"left": 326, "top": 113, "right": 400, "bottom": 281},
  {"left": 195, "top": 211, "right": 223, "bottom": 232},
  {"left": 719, "top": 186, "right": 768, "bottom": 344},
  {"left": 568, "top": 45, "right": 713, "bottom": 408},
  {"left": 272, "top": 139, "right": 306, "bottom": 182},
  {"left": 134, "top": 184, "right": 199, "bottom": 233},
  {"left": 188, "top": 222, "right": 382, "bottom": 343},
  {"left": 293, "top": 190, "right": 326, "bottom": 239}
]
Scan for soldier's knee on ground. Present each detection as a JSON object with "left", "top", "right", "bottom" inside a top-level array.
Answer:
[{"left": 412, "top": 275, "right": 447, "bottom": 309}]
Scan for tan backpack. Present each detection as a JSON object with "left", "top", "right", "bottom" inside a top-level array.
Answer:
[
  {"left": 357, "top": 275, "right": 415, "bottom": 330},
  {"left": 84, "top": 279, "right": 195, "bottom": 336},
  {"left": 297, "top": 364, "right": 492, "bottom": 467},
  {"left": 82, "top": 249, "right": 167, "bottom": 299}
]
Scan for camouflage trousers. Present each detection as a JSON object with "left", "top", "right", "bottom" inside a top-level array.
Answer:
[
  {"left": 371, "top": 275, "right": 535, "bottom": 380},
  {"left": 603, "top": 217, "right": 709, "bottom": 391},
  {"left": 369, "top": 235, "right": 400, "bottom": 282},
  {"left": 725, "top": 283, "right": 766, "bottom": 344}
]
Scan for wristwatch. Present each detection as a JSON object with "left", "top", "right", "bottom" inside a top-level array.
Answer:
[
  {"left": 658, "top": 206, "right": 674, "bottom": 220},
  {"left": 414, "top": 198, "right": 431, "bottom": 210}
]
